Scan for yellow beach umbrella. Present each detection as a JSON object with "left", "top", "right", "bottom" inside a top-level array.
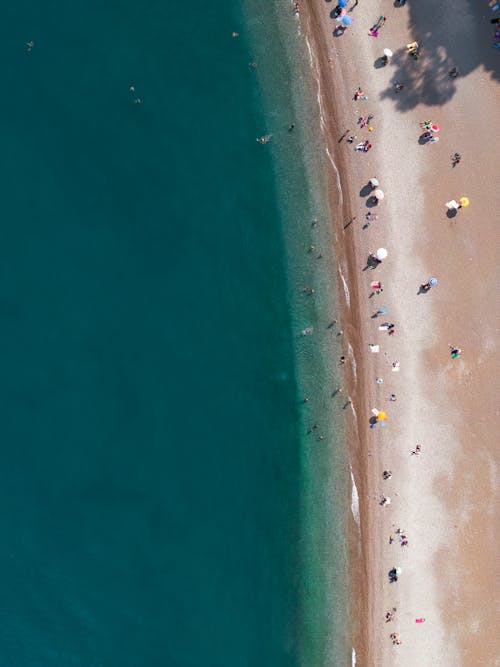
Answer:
[
  {"left": 377, "top": 411, "right": 387, "bottom": 421},
  {"left": 459, "top": 197, "right": 469, "bottom": 208}
]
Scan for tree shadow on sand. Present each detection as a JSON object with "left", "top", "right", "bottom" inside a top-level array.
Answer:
[{"left": 378, "top": 2, "right": 500, "bottom": 110}]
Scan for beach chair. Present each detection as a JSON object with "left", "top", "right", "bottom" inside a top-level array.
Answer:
[{"left": 406, "top": 41, "right": 418, "bottom": 51}]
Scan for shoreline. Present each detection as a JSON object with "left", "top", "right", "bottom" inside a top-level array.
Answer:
[
  {"left": 300, "top": 5, "right": 375, "bottom": 664},
  {"left": 298, "top": 0, "right": 499, "bottom": 665}
]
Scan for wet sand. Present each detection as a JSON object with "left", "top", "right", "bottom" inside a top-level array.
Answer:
[{"left": 298, "top": 0, "right": 499, "bottom": 664}]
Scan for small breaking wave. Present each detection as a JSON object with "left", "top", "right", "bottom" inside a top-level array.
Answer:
[
  {"left": 350, "top": 467, "right": 360, "bottom": 527},
  {"left": 352, "top": 647, "right": 356, "bottom": 666},
  {"left": 339, "top": 265, "right": 350, "bottom": 308}
]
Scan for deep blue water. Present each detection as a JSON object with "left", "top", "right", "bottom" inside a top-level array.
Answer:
[{"left": 0, "top": 1, "right": 310, "bottom": 665}]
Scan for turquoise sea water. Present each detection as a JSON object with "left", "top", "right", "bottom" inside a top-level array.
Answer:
[{"left": 0, "top": 1, "right": 349, "bottom": 665}]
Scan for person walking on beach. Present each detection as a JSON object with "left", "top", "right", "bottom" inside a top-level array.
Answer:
[
  {"left": 451, "top": 152, "right": 462, "bottom": 167},
  {"left": 411, "top": 444, "right": 422, "bottom": 456}
]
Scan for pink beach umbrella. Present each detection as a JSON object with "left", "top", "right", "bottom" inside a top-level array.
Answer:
[{"left": 430, "top": 124, "right": 440, "bottom": 132}]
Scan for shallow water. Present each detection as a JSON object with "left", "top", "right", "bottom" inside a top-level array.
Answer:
[{"left": 0, "top": 1, "right": 348, "bottom": 664}]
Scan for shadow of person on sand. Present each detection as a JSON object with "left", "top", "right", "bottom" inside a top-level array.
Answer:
[
  {"left": 363, "top": 255, "right": 381, "bottom": 271},
  {"left": 332, "top": 26, "right": 346, "bottom": 38},
  {"left": 418, "top": 133, "right": 432, "bottom": 145},
  {"left": 374, "top": 57, "right": 388, "bottom": 70}
]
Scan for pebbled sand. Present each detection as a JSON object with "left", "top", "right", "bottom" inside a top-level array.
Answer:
[{"left": 298, "top": 0, "right": 499, "bottom": 664}]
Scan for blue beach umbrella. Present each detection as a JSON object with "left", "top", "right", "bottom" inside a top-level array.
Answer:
[
  {"left": 341, "top": 15, "right": 353, "bottom": 25},
  {"left": 428, "top": 277, "right": 438, "bottom": 286},
  {"left": 338, "top": 0, "right": 348, "bottom": 6}
]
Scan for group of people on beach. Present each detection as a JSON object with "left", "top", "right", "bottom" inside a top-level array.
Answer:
[{"left": 329, "top": 0, "right": 470, "bottom": 651}]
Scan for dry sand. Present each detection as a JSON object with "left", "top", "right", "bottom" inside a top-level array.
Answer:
[{"left": 298, "top": 0, "right": 499, "bottom": 664}]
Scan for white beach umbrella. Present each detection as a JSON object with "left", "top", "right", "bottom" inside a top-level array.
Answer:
[
  {"left": 445, "top": 200, "right": 459, "bottom": 210},
  {"left": 374, "top": 189, "right": 385, "bottom": 200},
  {"left": 369, "top": 177, "right": 380, "bottom": 187},
  {"left": 376, "top": 248, "right": 388, "bottom": 260},
  {"left": 383, "top": 48, "right": 393, "bottom": 58}
]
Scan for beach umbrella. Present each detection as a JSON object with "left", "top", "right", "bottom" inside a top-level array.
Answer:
[
  {"left": 374, "top": 189, "right": 385, "bottom": 200},
  {"left": 371, "top": 408, "right": 380, "bottom": 416},
  {"left": 341, "top": 14, "right": 353, "bottom": 25},
  {"left": 340, "top": 8, "right": 347, "bottom": 16},
  {"left": 383, "top": 48, "right": 393, "bottom": 57},
  {"left": 338, "top": 0, "right": 348, "bottom": 6},
  {"left": 376, "top": 248, "right": 388, "bottom": 260},
  {"left": 428, "top": 277, "right": 438, "bottom": 286},
  {"left": 459, "top": 196, "right": 470, "bottom": 207},
  {"left": 430, "top": 123, "right": 440, "bottom": 132},
  {"left": 369, "top": 177, "right": 380, "bottom": 187},
  {"left": 445, "top": 200, "right": 459, "bottom": 210},
  {"left": 378, "top": 306, "right": 387, "bottom": 315},
  {"left": 395, "top": 567, "right": 402, "bottom": 576},
  {"left": 377, "top": 411, "right": 387, "bottom": 421}
]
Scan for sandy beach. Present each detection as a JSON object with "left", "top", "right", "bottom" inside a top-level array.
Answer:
[{"left": 298, "top": 0, "right": 499, "bottom": 664}]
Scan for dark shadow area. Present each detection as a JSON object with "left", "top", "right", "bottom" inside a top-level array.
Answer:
[
  {"left": 363, "top": 254, "right": 381, "bottom": 271},
  {"left": 366, "top": 196, "right": 379, "bottom": 208},
  {"left": 378, "top": 2, "right": 500, "bottom": 109},
  {"left": 333, "top": 26, "right": 346, "bottom": 38},
  {"left": 359, "top": 183, "right": 373, "bottom": 197},
  {"left": 446, "top": 208, "right": 458, "bottom": 219},
  {"left": 374, "top": 57, "right": 388, "bottom": 69}
]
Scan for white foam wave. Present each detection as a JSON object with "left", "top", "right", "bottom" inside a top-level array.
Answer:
[
  {"left": 349, "top": 402, "right": 359, "bottom": 436},
  {"left": 352, "top": 647, "right": 356, "bottom": 666},
  {"left": 339, "top": 265, "right": 350, "bottom": 308},
  {"left": 304, "top": 32, "right": 343, "bottom": 211},
  {"left": 350, "top": 468, "right": 360, "bottom": 526},
  {"left": 325, "top": 146, "right": 343, "bottom": 209}
]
